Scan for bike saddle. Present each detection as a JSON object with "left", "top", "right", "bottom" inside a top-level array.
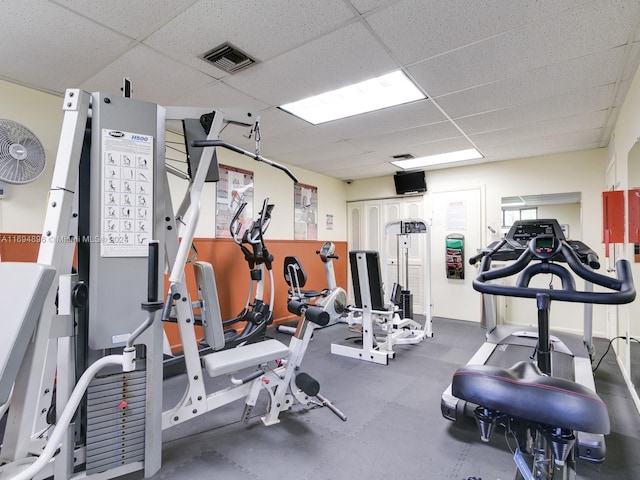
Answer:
[{"left": 451, "top": 361, "right": 609, "bottom": 434}]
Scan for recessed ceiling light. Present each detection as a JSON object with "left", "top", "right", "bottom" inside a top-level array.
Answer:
[
  {"left": 279, "top": 71, "right": 426, "bottom": 124},
  {"left": 391, "top": 148, "right": 484, "bottom": 169}
]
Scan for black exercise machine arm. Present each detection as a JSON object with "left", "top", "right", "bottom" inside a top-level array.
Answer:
[
  {"left": 229, "top": 202, "right": 247, "bottom": 245},
  {"left": 191, "top": 139, "right": 299, "bottom": 183},
  {"left": 473, "top": 241, "right": 636, "bottom": 305},
  {"left": 469, "top": 238, "right": 507, "bottom": 265}
]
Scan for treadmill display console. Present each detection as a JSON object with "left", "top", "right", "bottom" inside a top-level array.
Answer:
[
  {"left": 473, "top": 219, "right": 598, "bottom": 267},
  {"left": 509, "top": 220, "right": 565, "bottom": 247}
]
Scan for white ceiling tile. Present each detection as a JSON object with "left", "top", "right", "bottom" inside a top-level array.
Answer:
[
  {"left": 470, "top": 110, "right": 608, "bottom": 148},
  {"left": 323, "top": 159, "right": 397, "bottom": 179},
  {"left": 144, "top": 0, "right": 355, "bottom": 78},
  {"left": 170, "top": 81, "right": 271, "bottom": 111},
  {"left": 275, "top": 140, "right": 365, "bottom": 166},
  {"left": 80, "top": 45, "right": 214, "bottom": 105},
  {"left": 481, "top": 129, "right": 602, "bottom": 161},
  {"left": 309, "top": 152, "right": 385, "bottom": 171},
  {"left": 406, "top": 0, "right": 639, "bottom": 97},
  {"left": 365, "top": 0, "right": 592, "bottom": 64},
  {"left": 453, "top": 84, "right": 615, "bottom": 134},
  {"left": 222, "top": 22, "right": 399, "bottom": 106},
  {"left": 430, "top": 47, "right": 626, "bottom": 118},
  {"left": 0, "top": 0, "right": 132, "bottom": 93},
  {"left": 317, "top": 99, "right": 447, "bottom": 139},
  {"left": 51, "top": 0, "right": 195, "bottom": 39},
  {"left": 261, "top": 124, "right": 360, "bottom": 156},
  {"left": 436, "top": 48, "right": 624, "bottom": 118},
  {"left": 349, "top": 121, "right": 461, "bottom": 153},
  {"left": 349, "top": 0, "right": 401, "bottom": 15},
  {"left": 396, "top": 137, "right": 478, "bottom": 159}
]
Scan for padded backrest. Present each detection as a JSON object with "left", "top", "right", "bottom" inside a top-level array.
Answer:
[
  {"left": 283, "top": 256, "right": 307, "bottom": 289},
  {"left": 193, "top": 261, "right": 225, "bottom": 351},
  {"left": 0, "top": 262, "right": 56, "bottom": 404},
  {"left": 349, "top": 251, "right": 385, "bottom": 310}
]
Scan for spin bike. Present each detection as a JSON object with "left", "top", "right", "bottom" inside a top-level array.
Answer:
[
  {"left": 277, "top": 241, "right": 348, "bottom": 335},
  {"left": 444, "top": 219, "right": 635, "bottom": 479},
  {"left": 162, "top": 198, "right": 275, "bottom": 376}
]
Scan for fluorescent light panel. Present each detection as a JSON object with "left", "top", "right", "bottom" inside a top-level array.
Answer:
[
  {"left": 392, "top": 148, "right": 483, "bottom": 169},
  {"left": 279, "top": 71, "right": 425, "bottom": 124}
]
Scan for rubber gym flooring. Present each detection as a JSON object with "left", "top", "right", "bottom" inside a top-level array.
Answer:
[
  {"left": 114, "top": 316, "right": 640, "bottom": 480},
  {"left": 1, "top": 317, "right": 638, "bottom": 479}
]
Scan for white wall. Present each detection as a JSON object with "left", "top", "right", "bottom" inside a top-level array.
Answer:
[
  {"left": 0, "top": 80, "right": 64, "bottom": 233},
  {"left": 607, "top": 56, "right": 640, "bottom": 406}
]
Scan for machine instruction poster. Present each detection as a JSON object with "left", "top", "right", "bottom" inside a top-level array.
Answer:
[
  {"left": 216, "top": 164, "right": 254, "bottom": 238},
  {"left": 294, "top": 183, "right": 318, "bottom": 240},
  {"left": 101, "top": 129, "right": 153, "bottom": 257}
]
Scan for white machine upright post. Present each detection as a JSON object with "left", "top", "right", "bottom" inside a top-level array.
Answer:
[
  {"left": 381, "top": 218, "right": 433, "bottom": 338},
  {"left": 1, "top": 89, "right": 90, "bottom": 463},
  {"left": 161, "top": 108, "right": 250, "bottom": 428}
]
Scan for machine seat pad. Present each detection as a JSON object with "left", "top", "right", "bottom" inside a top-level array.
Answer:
[
  {"left": 202, "top": 339, "right": 289, "bottom": 378},
  {"left": 452, "top": 361, "right": 609, "bottom": 434}
]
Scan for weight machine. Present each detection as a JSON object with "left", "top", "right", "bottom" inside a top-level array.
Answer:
[
  {"left": 0, "top": 89, "right": 343, "bottom": 480},
  {"left": 330, "top": 219, "right": 432, "bottom": 365},
  {"left": 380, "top": 218, "right": 432, "bottom": 337}
]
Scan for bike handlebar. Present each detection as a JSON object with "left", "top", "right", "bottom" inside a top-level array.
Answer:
[{"left": 473, "top": 240, "right": 635, "bottom": 305}]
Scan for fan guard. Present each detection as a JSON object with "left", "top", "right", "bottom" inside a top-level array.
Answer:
[{"left": 0, "top": 119, "right": 46, "bottom": 184}]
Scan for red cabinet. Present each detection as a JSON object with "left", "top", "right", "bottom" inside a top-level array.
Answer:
[{"left": 602, "top": 190, "right": 625, "bottom": 244}]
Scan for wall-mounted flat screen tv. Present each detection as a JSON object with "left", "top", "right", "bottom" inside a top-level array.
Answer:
[{"left": 393, "top": 170, "right": 426, "bottom": 194}]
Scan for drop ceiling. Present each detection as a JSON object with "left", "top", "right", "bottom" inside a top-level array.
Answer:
[{"left": 2, "top": 0, "right": 640, "bottom": 180}]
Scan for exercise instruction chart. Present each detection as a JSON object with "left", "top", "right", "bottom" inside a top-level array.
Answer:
[{"left": 101, "top": 129, "right": 154, "bottom": 257}]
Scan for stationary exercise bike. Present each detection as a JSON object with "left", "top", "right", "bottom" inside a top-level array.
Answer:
[
  {"left": 444, "top": 219, "right": 635, "bottom": 479},
  {"left": 277, "top": 241, "right": 348, "bottom": 335}
]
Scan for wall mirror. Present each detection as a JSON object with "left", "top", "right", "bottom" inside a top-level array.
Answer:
[
  {"left": 626, "top": 142, "right": 640, "bottom": 397},
  {"left": 496, "top": 192, "right": 582, "bottom": 329},
  {"left": 501, "top": 192, "right": 582, "bottom": 238}
]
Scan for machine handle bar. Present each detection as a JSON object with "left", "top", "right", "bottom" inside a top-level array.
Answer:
[
  {"left": 229, "top": 202, "right": 247, "bottom": 244},
  {"left": 192, "top": 139, "right": 299, "bottom": 183},
  {"left": 469, "top": 238, "right": 507, "bottom": 265},
  {"left": 473, "top": 241, "right": 636, "bottom": 305}
]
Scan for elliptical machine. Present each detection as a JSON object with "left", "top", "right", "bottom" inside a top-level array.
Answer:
[
  {"left": 163, "top": 198, "right": 275, "bottom": 376},
  {"left": 277, "top": 241, "right": 348, "bottom": 335},
  {"left": 443, "top": 219, "right": 635, "bottom": 478},
  {"left": 220, "top": 197, "right": 275, "bottom": 341}
]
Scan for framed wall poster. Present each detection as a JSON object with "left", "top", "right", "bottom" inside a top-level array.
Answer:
[
  {"left": 294, "top": 182, "right": 318, "bottom": 240},
  {"left": 216, "top": 164, "right": 254, "bottom": 238}
]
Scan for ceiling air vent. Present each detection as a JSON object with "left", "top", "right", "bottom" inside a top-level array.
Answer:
[
  {"left": 392, "top": 153, "right": 415, "bottom": 160},
  {"left": 201, "top": 43, "right": 257, "bottom": 73}
]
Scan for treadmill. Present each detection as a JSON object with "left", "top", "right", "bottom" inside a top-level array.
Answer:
[{"left": 441, "top": 219, "right": 632, "bottom": 464}]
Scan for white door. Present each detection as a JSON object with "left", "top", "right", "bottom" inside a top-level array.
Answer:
[
  {"left": 347, "top": 197, "right": 427, "bottom": 314},
  {"left": 430, "top": 188, "right": 483, "bottom": 322}
]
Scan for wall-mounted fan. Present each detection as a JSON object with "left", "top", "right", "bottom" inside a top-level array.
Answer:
[{"left": 0, "top": 119, "right": 46, "bottom": 192}]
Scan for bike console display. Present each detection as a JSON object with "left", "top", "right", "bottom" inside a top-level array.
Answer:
[{"left": 529, "top": 234, "right": 562, "bottom": 260}]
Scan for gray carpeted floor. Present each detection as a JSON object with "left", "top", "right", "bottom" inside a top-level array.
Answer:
[{"left": 113, "top": 316, "right": 640, "bottom": 480}]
